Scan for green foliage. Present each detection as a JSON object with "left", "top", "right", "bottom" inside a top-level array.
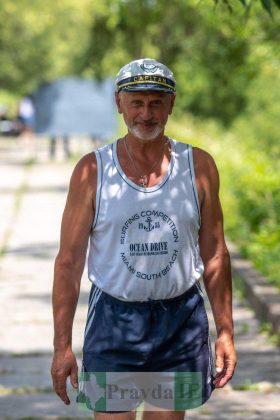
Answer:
[
  {"left": 0, "top": 1, "right": 279, "bottom": 289},
  {"left": 228, "top": 150, "right": 280, "bottom": 287},
  {"left": 79, "top": 0, "right": 265, "bottom": 126},
  {"left": 233, "top": 61, "right": 280, "bottom": 159},
  {"left": 216, "top": 0, "right": 280, "bottom": 14},
  {"left": 261, "top": 0, "right": 273, "bottom": 16},
  {"left": 166, "top": 114, "right": 280, "bottom": 291},
  {"left": 0, "top": 0, "right": 92, "bottom": 95},
  {"left": 0, "top": 90, "right": 19, "bottom": 116},
  {"left": 1, "top": 0, "right": 279, "bottom": 126},
  {"left": 225, "top": 50, "right": 280, "bottom": 287},
  {"left": 260, "top": 322, "right": 280, "bottom": 345},
  {"left": 232, "top": 379, "right": 277, "bottom": 391}
]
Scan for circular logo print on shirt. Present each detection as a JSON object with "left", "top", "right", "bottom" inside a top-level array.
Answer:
[{"left": 119, "top": 210, "right": 179, "bottom": 280}]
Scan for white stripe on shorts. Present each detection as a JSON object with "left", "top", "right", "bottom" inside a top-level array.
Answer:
[
  {"left": 87, "top": 286, "right": 99, "bottom": 317},
  {"left": 84, "top": 289, "right": 102, "bottom": 339}
]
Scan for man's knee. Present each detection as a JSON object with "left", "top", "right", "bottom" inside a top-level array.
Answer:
[{"left": 142, "top": 410, "right": 185, "bottom": 420}]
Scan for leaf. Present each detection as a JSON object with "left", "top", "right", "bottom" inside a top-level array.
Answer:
[
  {"left": 273, "top": 0, "right": 280, "bottom": 9},
  {"left": 261, "top": 0, "right": 273, "bottom": 15},
  {"left": 239, "top": 0, "right": 248, "bottom": 7},
  {"left": 222, "top": 0, "right": 233, "bottom": 13}
]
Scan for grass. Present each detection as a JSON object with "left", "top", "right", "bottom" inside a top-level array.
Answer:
[
  {"left": 0, "top": 386, "right": 54, "bottom": 396},
  {"left": 233, "top": 276, "right": 247, "bottom": 301},
  {"left": 232, "top": 380, "right": 277, "bottom": 392},
  {"left": 238, "top": 322, "right": 250, "bottom": 335},
  {"left": 232, "top": 380, "right": 261, "bottom": 391},
  {"left": 0, "top": 159, "right": 34, "bottom": 259},
  {"left": 259, "top": 322, "right": 280, "bottom": 347}
]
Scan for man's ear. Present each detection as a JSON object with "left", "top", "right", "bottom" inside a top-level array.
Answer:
[
  {"left": 169, "top": 93, "right": 176, "bottom": 115},
  {"left": 115, "top": 93, "right": 123, "bottom": 114}
]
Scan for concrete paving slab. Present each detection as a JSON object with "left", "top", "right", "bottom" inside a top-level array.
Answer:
[
  {"left": 0, "top": 138, "right": 280, "bottom": 419},
  {"left": 229, "top": 242, "right": 280, "bottom": 334},
  {"left": 0, "top": 392, "right": 91, "bottom": 418}
]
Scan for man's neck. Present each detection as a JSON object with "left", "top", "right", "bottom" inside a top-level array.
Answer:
[{"left": 125, "top": 132, "right": 167, "bottom": 155}]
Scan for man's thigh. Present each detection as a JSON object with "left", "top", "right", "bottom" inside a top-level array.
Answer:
[{"left": 142, "top": 410, "right": 185, "bottom": 420}]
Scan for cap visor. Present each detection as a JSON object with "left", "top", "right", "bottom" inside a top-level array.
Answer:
[{"left": 118, "top": 84, "right": 174, "bottom": 94}]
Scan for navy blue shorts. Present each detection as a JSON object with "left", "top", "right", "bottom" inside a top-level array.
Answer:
[{"left": 77, "top": 282, "right": 215, "bottom": 412}]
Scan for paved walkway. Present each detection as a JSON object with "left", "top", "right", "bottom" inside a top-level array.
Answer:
[{"left": 0, "top": 138, "right": 280, "bottom": 419}]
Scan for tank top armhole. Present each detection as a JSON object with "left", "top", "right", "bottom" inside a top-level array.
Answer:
[
  {"left": 188, "top": 144, "right": 201, "bottom": 226},
  {"left": 92, "top": 149, "right": 103, "bottom": 229}
]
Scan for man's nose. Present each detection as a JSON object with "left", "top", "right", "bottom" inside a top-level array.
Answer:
[{"left": 140, "top": 105, "right": 153, "bottom": 120}]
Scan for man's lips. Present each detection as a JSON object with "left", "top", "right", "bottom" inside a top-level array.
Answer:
[{"left": 135, "top": 121, "right": 157, "bottom": 127}]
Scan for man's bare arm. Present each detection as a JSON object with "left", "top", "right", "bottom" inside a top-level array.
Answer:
[
  {"left": 194, "top": 147, "right": 236, "bottom": 388},
  {"left": 51, "top": 152, "right": 97, "bottom": 405}
]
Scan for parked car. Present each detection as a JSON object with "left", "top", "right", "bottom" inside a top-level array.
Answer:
[{"left": 0, "top": 117, "right": 20, "bottom": 136}]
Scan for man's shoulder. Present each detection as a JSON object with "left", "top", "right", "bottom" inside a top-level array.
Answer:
[
  {"left": 77, "top": 151, "right": 97, "bottom": 167},
  {"left": 70, "top": 152, "right": 97, "bottom": 186},
  {"left": 192, "top": 146, "right": 217, "bottom": 168},
  {"left": 192, "top": 146, "right": 220, "bottom": 192}
]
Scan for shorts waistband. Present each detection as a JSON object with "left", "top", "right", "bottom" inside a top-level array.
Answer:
[{"left": 91, "top": 281, "right": 201, "bottom": 308}]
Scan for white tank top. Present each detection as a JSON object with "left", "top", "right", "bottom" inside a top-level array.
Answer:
[{"left": 87, "top": 138, "right": 204, "bottom": 301}]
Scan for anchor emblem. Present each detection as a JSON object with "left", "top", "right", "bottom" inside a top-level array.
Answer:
[
  {"left": 138, "top": 217, "right": 160, "bottom": 232},
  {"left": 144, "top": 217, "right": 154, "bottom": 232}
]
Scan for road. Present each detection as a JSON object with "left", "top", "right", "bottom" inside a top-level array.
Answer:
[{"left": 0, "top": 137, "right": 280, "bottom": 419}]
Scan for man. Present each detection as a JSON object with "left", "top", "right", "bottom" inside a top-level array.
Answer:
[{"left": 51, "top": 58, "right": 236, "bottom": 419}]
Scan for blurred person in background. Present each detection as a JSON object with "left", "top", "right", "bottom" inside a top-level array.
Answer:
[
  {"left": 49, "top": 135, "right": 71, "bottom": 160},
  {"left": 18, "top": 95, "right": 36, "bottom": 157}
]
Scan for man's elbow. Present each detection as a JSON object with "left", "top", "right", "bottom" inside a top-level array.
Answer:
[
  {"left": 54, "top": 252, "right": 85, "bottom": 275},
  {"left": 202, "top": 246, "right": 231, "bottom": 268}
]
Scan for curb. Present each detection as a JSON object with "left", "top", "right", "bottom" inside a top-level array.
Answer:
[{"left": 227, "top": 241, "right": 280, "bottom": 335}]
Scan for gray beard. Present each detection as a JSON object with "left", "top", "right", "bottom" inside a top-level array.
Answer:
[{"left": 126, "top": 123, "right": 165, "bottom": 141}]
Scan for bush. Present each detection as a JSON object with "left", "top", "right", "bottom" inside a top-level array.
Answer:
[{"left": 166, "top": 114, "right": 280, "bottom": 290}]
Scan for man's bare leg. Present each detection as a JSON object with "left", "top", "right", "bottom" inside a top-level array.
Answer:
[
  {"left": 93, "top": 410, "right": 185, "bottom": 419},
  {"left": 142, "top": 410, "right": 185, "bottom": 420},
  {"left": 94, "top": 411, "right": 136, "bottom": 420}
]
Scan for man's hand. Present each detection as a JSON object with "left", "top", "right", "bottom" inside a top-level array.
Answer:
[
  {"left": 51, "top": 347, "right": 78, "bottom": 404},
  {"left": 213, "top": 334, "right": 236, "bottom": 388}
]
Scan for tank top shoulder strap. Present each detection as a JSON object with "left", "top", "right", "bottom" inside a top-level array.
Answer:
[
  {"left": 92, "top": 143, "right": 112, "bottom": 229},
  {"left": 172, "top": 141, "right": 201, "bottom": 224},
  {"left": 95, "top": 143, "right": 113, "bottom": 169}
]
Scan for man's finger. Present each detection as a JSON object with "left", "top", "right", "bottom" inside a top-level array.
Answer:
[
  {"left": 52, "top": 370, "right": 70, "bottom": 404},
  {"left": 57, "top": 391, "right": 70, "bottom": 405},
  {"left": 55, "top": 382, "right": 70, "bottom": 404},
  {"left": 70, "top": 364, "right": 78, "bottom": 389},
  {"left": 213, "top": 371, "right": 233, "bottom": 388},
  {"left": 215, "top": 354, "right": 224, "bottom": 374},
  {"left": 213, "top": 360, "right": 235, "bottom": 388}
]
